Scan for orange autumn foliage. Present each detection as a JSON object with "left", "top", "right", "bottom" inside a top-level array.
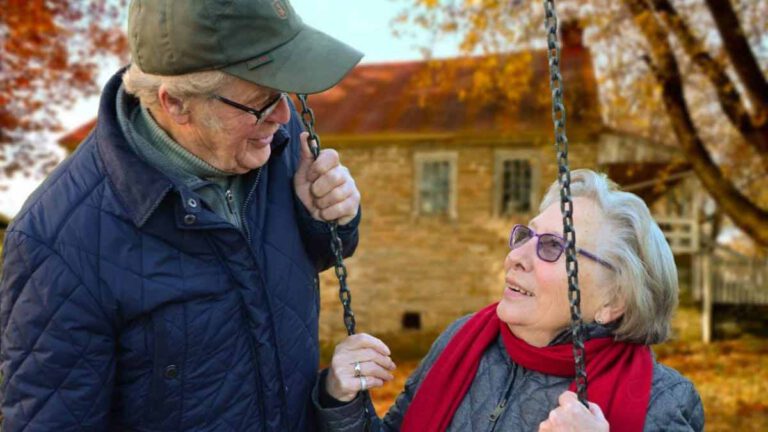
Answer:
[
  {"left": 394, "top": 0, "right": 768, "bottom": 247},
  {"left": 0, "top": 0, "right": 128, "bottom": 177}
]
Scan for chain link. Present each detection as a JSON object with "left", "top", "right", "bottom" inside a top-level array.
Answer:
[
  {"left": 297, "top": 94, "right": 371, "bottom": 429},
  {"left": 543, "top": 0, "right": 588, "bottom": 406}
]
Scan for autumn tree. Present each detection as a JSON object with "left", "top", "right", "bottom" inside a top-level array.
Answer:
[
  {"left": 395, "top": 0, "right": 768, "bottom": 246},
  {"left": 0, "top": 0, "right": 127, "bottom": 181}
]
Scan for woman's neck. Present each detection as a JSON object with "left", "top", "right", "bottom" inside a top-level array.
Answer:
[{"left": 505, "top": 323, "right": 560, "bottom": 348}]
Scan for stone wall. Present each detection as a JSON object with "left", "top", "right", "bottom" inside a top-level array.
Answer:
[{"left": 317, "top": 133, "right": 601, "bottom": 349}]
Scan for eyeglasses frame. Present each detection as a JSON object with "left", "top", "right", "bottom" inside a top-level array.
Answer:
[
  {"left": 509, "top": 224, "right": 615, "bottom": 270},
  {"left": 213, "top": 92, "right": 286, "bottom": 125}
]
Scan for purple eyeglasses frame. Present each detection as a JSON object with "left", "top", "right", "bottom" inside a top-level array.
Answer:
[{"left": 509, "top": 224, "right": 615, "bottom": 271}]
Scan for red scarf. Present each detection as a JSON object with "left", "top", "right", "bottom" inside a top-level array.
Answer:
[{"left": 401, "top": 303, "right": 652, "bottom": 432}]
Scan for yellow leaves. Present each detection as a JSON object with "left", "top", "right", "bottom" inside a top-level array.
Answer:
[{"left": 418, "top": 0, "right": 441, "bottom": 9}]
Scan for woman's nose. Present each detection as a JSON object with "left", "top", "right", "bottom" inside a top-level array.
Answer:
[{"left": 505, "top": 239, "right": 535, "bottom": 272}]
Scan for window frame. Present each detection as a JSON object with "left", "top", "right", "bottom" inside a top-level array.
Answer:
[
  {"left": 413, "top": 151, "right": 458, "bottom": 219},
  {"left": 493, "top": 149, "right": 540, "bottom": 217}
]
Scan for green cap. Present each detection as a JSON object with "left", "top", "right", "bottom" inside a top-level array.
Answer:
[{"left": 128, "top": 0, "right": 363, "bottom": 94}]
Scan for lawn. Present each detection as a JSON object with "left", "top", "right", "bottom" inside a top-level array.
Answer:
[{"left": 367, "top": 307, "right": 768, "bottom": 431}]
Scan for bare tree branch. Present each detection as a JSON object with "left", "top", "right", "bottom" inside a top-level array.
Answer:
[
  {"left": 650, "top": 0, "right": 768, "bottom": 154},
  {"left": 624, "top": 0, "right": 768, "bottom": 246},
  {"left": 704, "top": 0, "right": 768, "bottom": 123}
]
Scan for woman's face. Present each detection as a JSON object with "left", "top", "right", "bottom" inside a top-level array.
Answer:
[{"left": 497, "top": 197, "right": 613, "bottom": 347}]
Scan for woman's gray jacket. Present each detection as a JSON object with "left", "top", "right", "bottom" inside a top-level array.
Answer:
[{"left": 313, "top": 316, "right": 704, "bottom": 431}]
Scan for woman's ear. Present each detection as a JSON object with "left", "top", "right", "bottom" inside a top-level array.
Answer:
[
  {"left": 595, "top": 296, "right": 626, "bottom": 325},
  {"left": 157, "top": 86, "right": 191, "bottom": 125}
]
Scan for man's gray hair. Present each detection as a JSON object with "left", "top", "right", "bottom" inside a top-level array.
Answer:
[
  {"left": 540, "top": 169, "right": 678, "bottom": 345},
  {"left": 122, "top": 63, "right": 234, "bottom": 112}
]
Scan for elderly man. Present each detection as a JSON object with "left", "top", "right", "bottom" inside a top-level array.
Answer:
[{"left": 0, "top": 1, "right": 362, "bottom": 430}]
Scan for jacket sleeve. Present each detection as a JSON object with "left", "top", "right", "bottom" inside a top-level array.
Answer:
[
  {"left": 644, "top": 369, "right": 705, "bottom": 432},
  {"left": 284, "top": 97, "right": 361, "bottom": 272},
  {"left": 294, "top": 198, "right": 361, "bottom": 272},
  {"left": 0, "top": 231, "right": 115, "bottom": 431},
  {"left": 312, "top": 316, "right": 472, "bottom": 432}
]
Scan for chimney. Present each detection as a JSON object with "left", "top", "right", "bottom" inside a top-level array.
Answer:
[{"left": 560, "top": 20, "right": 584, "bottom": 52}]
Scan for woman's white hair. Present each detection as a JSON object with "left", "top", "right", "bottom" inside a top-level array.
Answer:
[
  {"left": 539, "top": 169, "right": 678, "bottom": 345},
  {"left": 122, "top": 63, "right": 234, "bottom": 119}
]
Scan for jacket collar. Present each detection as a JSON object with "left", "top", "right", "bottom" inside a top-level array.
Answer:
[{"left": 96, "top": 68, "right": 289, "bottom": 227}]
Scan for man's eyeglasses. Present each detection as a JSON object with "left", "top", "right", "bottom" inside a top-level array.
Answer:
[
  {"left": 213, "top": 92, "right": 286, "bottom": 125},
  {"left": 509, "top": 224, "right": 614, "bottom": 270}
]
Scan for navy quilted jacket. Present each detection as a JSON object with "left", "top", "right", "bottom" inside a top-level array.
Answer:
[{"left": 0, "top": 70, "right": 360, "bottom": 431}]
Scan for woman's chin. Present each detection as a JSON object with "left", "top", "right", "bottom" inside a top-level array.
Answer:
[{"left": 496, "top": 300, "right": 523, "bottom": 325}]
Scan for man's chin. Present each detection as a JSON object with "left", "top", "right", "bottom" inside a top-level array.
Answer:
[{"left": 237, "top": 148, "right": 271, "bottom": 172}]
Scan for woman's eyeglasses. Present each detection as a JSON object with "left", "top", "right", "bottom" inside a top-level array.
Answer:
[
  {"left": 213, "top": 92, "right": 286, "bottom": 125},
  {"left": 509, "top": 224, "right": 614, "bottom": 270}
]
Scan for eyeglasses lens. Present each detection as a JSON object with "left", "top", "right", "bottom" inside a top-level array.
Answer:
[
  {"left": 510, "top": 225, "right": 532, "bottom": 249},
  {"left": 538, "top": 234, "right": 564, "bottom": 262}
]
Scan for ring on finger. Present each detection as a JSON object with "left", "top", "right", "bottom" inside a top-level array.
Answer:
[
  {"left": 359, "top": 375, "right": 368, "bottom": 392},
  {"left": 353, "top": 361, "right": 362, "bottom": 377}
]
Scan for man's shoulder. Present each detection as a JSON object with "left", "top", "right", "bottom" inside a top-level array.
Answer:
[{"left": 11, "top": 134, "right": 112, "bottom": 241}]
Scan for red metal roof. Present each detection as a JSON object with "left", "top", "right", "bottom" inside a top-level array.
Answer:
[
  {"left": 59, "top": 47, "right": 601, "bottom": 149},
  {"left": 298, "top": 50, "right": 602, "bottom": 137}
]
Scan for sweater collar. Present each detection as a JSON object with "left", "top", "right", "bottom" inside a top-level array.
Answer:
[{"left": 96, "top": 68, "right": 289, "bottom": 227}]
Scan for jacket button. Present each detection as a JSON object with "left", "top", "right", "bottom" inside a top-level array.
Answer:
[
  {"left": 164, "top": 365, "right": 179, "bottom": 379},
  {"left": 184, "top": 214, "right": 196, "bottom": 225}
]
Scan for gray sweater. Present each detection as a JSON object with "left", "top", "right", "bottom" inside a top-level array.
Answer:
[{"left": 314, "top": 316, "right": 704, "bottom": 431}]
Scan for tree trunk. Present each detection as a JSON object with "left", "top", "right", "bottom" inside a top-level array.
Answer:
[{"left": 624, "top": 0, "right": 768, "bottom": 247}]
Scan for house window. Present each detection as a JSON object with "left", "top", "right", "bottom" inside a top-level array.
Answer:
[
  {"left": 414, "top": 152, "right": 458, "bottom": 218},
  {"left": 402, "top": 312, "right": 422, "bottom": 330},
  {"left": 495, "top": 150, "right": 539, "bottom": 217}
]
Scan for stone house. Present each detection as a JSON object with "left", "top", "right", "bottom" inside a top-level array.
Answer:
[
  {"left": 59, "top": 25, "right": 713, "bottom": 349},
  {"left": 301, "top": 26, "right": 692, "bottom": 348}
]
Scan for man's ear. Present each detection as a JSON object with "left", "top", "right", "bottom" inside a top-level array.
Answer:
[{"left": 157, "top": 86, "right": 191, "bottom": 125}]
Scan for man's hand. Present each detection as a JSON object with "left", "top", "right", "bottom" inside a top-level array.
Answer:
[
  {"left": 294, "top": 132, "right": 360, "bottom": 225},
  {"left": 326, "top": 333, "right": 396, "bottom": 402},
  {"left": 539, "top": 391, "right": 609, "bottom": 432}
]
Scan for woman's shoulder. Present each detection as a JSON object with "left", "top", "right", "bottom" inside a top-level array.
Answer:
[
  {"left": 423, "top": 314, "right": 474, "bottom": 358},
  {"left": 650, "top": 362, "right": 697, "bottom": 395},
  {"left": 645, "top": 361, "right": 704, "bottom": 431}
]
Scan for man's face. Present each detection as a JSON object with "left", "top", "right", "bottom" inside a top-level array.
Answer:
[{"left": 188, "top": 78, "right": 290, "bottom": 174}]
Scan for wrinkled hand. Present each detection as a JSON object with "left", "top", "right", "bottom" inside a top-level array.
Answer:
[
  {"left": 325, "top": 333, "right": 396, "bottom": 402},
  {"left": 294, "top": 132, "right": 360, "bottom": 226},
  {"left": 539, "top": 391, "right": 609, "bottom": 432}
]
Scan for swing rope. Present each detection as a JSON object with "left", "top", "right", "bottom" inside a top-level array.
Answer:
[
  {"left": 297, "top": 94, "right": 373, "bottom": 430},
  {"left": 295, "top": 0, "right": 588, "bottom": 420},
  {"left": 543, "top": 0, "right": 589, "bottom": 406}
]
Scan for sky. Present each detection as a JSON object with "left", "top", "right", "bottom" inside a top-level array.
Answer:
[{"left": 0, "top": 0, "right": 459, "bottom": 218}]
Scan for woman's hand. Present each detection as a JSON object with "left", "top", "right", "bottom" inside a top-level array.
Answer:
[
  {"left": 325, "top": 333, "right": 397, "bottom": 402},
  {"left": 539, "top": 391, "right": 609, "bottom": 432}
]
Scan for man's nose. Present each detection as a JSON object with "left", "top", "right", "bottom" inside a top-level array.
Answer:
[{"left": 266, "top": 97, "right": 291, "bottom": 125}]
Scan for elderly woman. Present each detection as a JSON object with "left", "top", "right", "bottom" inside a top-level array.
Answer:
[{"left": 313, "top": 169, "right": 704, "bottom": 431}]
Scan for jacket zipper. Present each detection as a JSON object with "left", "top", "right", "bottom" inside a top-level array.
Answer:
[
  {"left": 225, "top": 189, "right": 235, "bottom": 215},
  {"left": 488, "top": 364, "right": 519, "bottom": 431},
  {"left": 241, "top": 168, "right": 262, "bottom": 244}
]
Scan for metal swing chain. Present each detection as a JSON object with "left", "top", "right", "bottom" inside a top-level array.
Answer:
[
  {"left": 543, "top": 0, "right": 589, "bottom": 406},
  {"left": 297, "top": 94, "right": 372, "bottom": 429}
]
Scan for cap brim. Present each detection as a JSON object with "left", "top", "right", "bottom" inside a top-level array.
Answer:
[{"left": 224, "top": 25, "right": 363, "bottom": 94}]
